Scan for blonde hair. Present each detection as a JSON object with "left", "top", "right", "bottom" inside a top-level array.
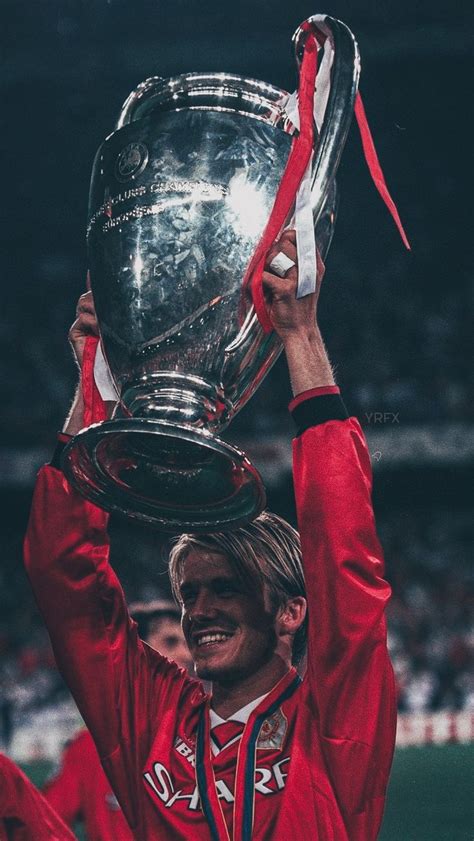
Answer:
[{"left": 168, "top": 511, "right": 307, "bottom": 664}]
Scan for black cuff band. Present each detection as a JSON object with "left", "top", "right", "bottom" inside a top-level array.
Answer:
[{"left": 291, "top": 394, "right": 349, "bottom": 436}]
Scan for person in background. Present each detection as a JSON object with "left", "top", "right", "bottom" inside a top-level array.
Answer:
[
  {"left": 43, "top": 601, "right": 192, "bottom": 841},
  {"left": 0, "top": 752, "right": 76, "bottom": 840}
]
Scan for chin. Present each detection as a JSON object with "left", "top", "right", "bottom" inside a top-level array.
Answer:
[
  {"left": 194, "top": 660, "right": 230, "bottom": 681},
  {"left": 194, "top": 663, "right": 215, "bottom": 681},
  {"left": 194, "top": 652, "right": 244, "bottom": 682}
]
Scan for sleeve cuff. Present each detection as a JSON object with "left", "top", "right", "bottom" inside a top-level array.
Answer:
[
  {"left": 50, "top": 432, "right": 72, "bottom": 470},
  {"left": 288, "top": 385, "right": 341, "bottom": 411},
  {"left": 289, "top": 387, "right": 349, "bottom": 435}
]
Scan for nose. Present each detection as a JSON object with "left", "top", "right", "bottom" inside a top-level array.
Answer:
[{"left": 187, "top": 588, "right": 218, "bottom": 623}]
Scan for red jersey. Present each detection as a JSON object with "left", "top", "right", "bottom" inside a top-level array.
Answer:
[
  {"left": 0, "top": 753, "right": 76, "bottom": 841},
  {"left": 44, "top": 729, "right": 133, "bottom": 841},
  {"left": 24, "top": 417, "right": 396, "bottom": 840}
]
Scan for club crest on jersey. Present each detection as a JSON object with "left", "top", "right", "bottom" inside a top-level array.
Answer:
[{"left": 257, "top": 708, "right": 287, "bottom": 750}]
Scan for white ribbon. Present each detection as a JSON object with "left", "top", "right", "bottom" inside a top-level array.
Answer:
[
  {"left": 93, "top": 342, "right": 119, "bottom": 401},
  {"left": 281, "top": 28, "right": 335, "bottom": 297},
  {"left": 294, "top": 153, "right": 316, "bottom": 297}
]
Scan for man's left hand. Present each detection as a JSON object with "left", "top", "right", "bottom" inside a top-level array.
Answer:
[{"left": 262, "top": 229, "right": 325, "bottom": 344}]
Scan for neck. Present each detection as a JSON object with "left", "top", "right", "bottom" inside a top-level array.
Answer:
[{"left": 211, "top": 657, "right": 291, "bottom": 718}]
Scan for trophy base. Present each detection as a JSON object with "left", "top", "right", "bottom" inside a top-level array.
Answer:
[{"left": 61, "top": 419, "right": 266, "bottom": 532}]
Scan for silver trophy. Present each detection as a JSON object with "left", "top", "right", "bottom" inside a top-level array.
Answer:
[{"left": 62, "top": 15, "right": 360, "bottom": 531}]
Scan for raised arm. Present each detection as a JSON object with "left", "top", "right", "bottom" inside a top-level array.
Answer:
[
  {"left": 263, "top": 232, "right": 396, "bottom": 833},
  {"left": 23, "top": 292, "right": 197, "bottom": 830},
  {"left": 261, "top": 229, "right": 334, "bottom": 394}
]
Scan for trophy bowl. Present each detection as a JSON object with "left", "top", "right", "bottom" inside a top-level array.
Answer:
[{"left": 61, "top": 16, "right": 359, "bottom": 531}]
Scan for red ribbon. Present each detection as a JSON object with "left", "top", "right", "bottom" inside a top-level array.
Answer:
[
  {"left": 242, "top": 29, "right": 319, "bottom": 333},
  {"left": 354, "top": 92, "right": 411, "bottom": 250},
  {"left": 82, "top": 335, "right": 108, "bottom": 427},
  {"left": 242, "top": 25, "right": 411, "bottom": 332}
]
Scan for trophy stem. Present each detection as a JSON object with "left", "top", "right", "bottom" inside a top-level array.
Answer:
[
  {"left": 61, "top": 419, "right": 266, "bottom": 532},
  {"left": 121, "top": 373, "right": 231, "bottom": 431}
]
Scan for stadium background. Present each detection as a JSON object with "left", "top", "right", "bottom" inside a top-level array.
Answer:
[{"left": 1, "top": 0, "right": 472, "bottom": 838}]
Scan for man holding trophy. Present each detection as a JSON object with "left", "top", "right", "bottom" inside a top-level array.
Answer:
[{"left": 24, "top": 14, "right": 408, "bottom": 841}]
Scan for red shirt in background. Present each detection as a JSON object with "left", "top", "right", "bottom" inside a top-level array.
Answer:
[
  {"left": 0, "top": 753, "right": 76, "bottom": 841},
  {"left": 44, "top": 729, "right": 133, "bottom": 841}
]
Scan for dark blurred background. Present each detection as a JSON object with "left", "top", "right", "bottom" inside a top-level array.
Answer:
[{"left": 0, "top": 1, "right": 472, "bottom": 838}]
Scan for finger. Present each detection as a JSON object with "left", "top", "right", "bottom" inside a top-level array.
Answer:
[
  {"left": 315, "top": 250, "right": 326, "bottom": 296},
  {"left": 261, "top": 270, "right": 297, "bottom": 298},
  {"left": 266, "top": 229, "right": 298, "bottom": 267},
  {"left": 280, "top": 228, "right": 297, "bottom": 246},
  {"left": 76, "top": 291, "right": 96, "bottom": 317},
  {"left": 76, "top": 290, "right": 93, "bottom": 307},
  {"left": 316, "top": 249, "right": 326, "bottom": 279},
  {"left": 265, "top": 241, "right": 298, "bottom": 274},
  {"left": 69, "top": 311, "right": 99, "bottom": 337}
]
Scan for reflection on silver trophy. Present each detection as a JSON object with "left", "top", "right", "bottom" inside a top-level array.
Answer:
[{"left": 62, "top": 15, "right": 360, "bottom": 531}]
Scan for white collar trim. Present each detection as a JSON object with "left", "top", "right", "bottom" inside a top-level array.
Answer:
[{"left": 210, "top": 691, "right": 269, "bottom": 729}]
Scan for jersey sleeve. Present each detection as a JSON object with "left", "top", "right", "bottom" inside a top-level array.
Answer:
[
  {"left": 293, "top": 417, "right": 396, "bottom": 832},
  {"left": 43, "top": 734, "right": 84, "bottom": 826},
  {"left": 0, "top": 753, "right": 77, "bottom": 840},
  {"left": 23, "top": 465, "right": 199, "bottom": 830}
]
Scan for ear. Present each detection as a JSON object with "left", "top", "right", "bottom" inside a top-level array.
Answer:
[{"left": 276, "top": 597, "right": 307, "bottom": 637}]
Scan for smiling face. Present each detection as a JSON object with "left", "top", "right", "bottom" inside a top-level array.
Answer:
[{"left": 179, "top": 549, "right": 282, "bottom": 685}]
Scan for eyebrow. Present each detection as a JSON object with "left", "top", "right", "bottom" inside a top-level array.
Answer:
[{"left": 180, "top": 575, "right": 241, "bottom": 592}]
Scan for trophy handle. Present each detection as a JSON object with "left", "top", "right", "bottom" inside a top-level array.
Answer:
[
  {"left": 225, "top": 18, "right": 357, "bottom": 357},
  {"left": 293, "top": 15, "right": 360, "bottom": 221}
]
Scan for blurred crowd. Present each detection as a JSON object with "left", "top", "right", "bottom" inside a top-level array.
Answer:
[
  {"left": 382, "top": 509, "right": 473, "bottom": 713},
  {"left": 0, "top": 505, "right": 471, "bottom": 754}
]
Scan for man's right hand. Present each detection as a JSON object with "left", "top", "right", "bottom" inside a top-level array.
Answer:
[
  {"left": 63, "top": 290, "right": 103, "bottom": 436},
  {"left": 68, "top": 290, "right": 99, "bottom": 369}
]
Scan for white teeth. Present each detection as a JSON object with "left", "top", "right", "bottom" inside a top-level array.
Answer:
[{"left": 197, "top": 633, "right": 231, "bottom": 646}]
